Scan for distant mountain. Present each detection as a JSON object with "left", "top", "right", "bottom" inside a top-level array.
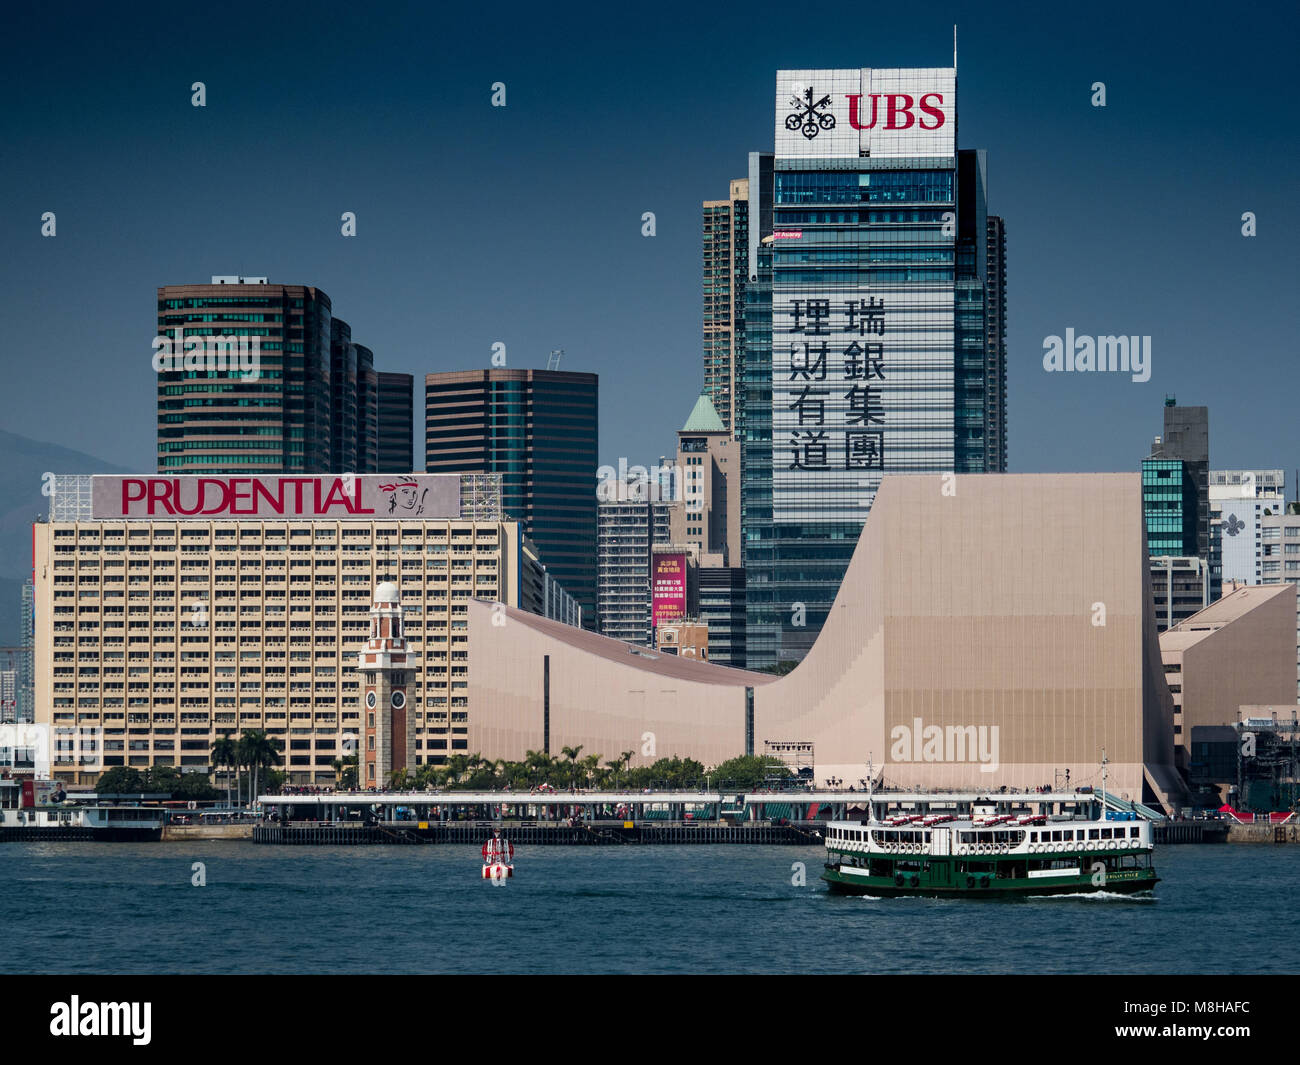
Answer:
[{"left": 0, "top": 430, "right": 137, "bottom": 641}]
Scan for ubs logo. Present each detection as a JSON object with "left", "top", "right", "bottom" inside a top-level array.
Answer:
[
  {"left": 786, "top": 86, "right": 836, "bottom": 139},
  {"left": 786, "top": 88, "right": 948, "bottom": 139}
]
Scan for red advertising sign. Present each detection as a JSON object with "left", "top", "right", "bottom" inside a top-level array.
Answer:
[{"left": 651, "top": 552, "right": 687, "bottom": 628}]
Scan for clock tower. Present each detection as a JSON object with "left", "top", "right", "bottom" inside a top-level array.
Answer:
[{"left": 357, "top": 581, "right": 419, "bottom": 788}]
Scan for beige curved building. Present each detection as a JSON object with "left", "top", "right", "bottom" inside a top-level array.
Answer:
[{"left": 467, "top": 474, "right": 1186, "bottom": 810}]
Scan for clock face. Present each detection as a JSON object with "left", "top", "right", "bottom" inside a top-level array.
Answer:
[
  {"left": 391, "top": 690, "right": 406, "bottom": 710},
  {"left": 365, "top": 691, "right": 377, "bottom": 709}
]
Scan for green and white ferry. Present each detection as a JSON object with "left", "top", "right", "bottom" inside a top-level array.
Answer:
[{"left": 822, "top": 780, "right": 1159, "bottom": 898}]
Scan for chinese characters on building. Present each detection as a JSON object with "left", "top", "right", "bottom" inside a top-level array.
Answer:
[{"left": 786, "top": 297, "right": 886, "bottom": 472}]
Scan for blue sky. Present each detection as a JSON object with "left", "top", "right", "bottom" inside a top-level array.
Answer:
[{"left": 1, "top": 0, "right": 1296, "bottom": 480}]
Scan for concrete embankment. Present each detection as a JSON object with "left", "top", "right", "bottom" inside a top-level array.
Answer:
[
  {"left": 1224, "top": 822, "right": 1300, "bottom": 844},
  {"left": 162, "top": 824, "right": 253, "bottom": 841}
]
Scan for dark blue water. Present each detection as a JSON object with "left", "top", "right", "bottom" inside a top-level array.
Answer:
[{"left": 1, "top": 842, "right": 1293, "bottom": 973}]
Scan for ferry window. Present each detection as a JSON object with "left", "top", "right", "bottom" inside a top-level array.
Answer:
[
  {"left": 1101, "top": 828, "right": 1112, "bottom": 839},
  {"left": 1088, "top": 829, "right": 1099, "bottom": 840},
  {"left": 1030, "top": 832, "right": 1038, "bottom": 842},
  {"left": 1130, "top": 827, "right": 1140, "bottom": 838},
  {"left": 1051, "top": 831, "right": 1061, "bottom": 841}
]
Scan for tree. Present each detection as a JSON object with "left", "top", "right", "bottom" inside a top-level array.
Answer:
[
  {"left": 708, "top": 755, "right": 791, "bottom": 790},
  {"left": 211, "top": 735, "right": 238, "bottom": 809},
  {"left": 389, "top": 767, "right": 412, "bottom": 791},
  {"left": 560, "top": 745, "right": 584, "bottom": 788},
  {"left": 96, "top": 766, "right": 144, "bottom": 795},
  {"left": 339, "top": 754, "right": 358, "bottom": 790},
  {"left": 757, "top": 661, "right": 798, "bottom": 676},
  {"left": 239, "top": 730, "right": 283, "bottom": 807}
]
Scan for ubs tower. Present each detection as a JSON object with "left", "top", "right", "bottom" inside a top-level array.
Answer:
[{"left": 743, "top": 65, "right": 1007, "bottom": 668}]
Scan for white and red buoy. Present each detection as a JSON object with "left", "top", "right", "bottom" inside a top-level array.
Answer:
[{"left": 482, "top": 827, "right": 515, "bottom": 883}]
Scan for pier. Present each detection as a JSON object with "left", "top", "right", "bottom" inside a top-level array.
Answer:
[
  {"left": 253, "top": 820, "right": 818, "bottom": 846},
  {"left": 251, "top": 787, "right": 1166, "bottom": 846}
]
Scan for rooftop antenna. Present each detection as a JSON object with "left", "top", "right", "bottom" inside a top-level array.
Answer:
[{"left": 547, "top": 349, "right": 564, "bottom": 371}]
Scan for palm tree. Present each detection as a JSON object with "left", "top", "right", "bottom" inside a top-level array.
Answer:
[
  {"left": 239, "top": 730, "right": 283, "bottom": 807},
  {"left": 445, "top": 754, "right": 471, "bottom": 787},
  {"left": 211, "top": 735, "right": 238, "bottom": 809},
  {"left": 389, "top": 767, "right": 411, "bottom": 790},
  {"left": 561, "top": 745, "right": 584, "bottom": 788}
]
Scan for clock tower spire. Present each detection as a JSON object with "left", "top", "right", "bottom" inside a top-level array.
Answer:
[{"left": 357, "top": 580, "right": 419, "bottom": 788}]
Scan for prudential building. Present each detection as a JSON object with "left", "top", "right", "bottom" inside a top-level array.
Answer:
[{"left": 743, "top": 64, "right": 1007, "bottom": 668}]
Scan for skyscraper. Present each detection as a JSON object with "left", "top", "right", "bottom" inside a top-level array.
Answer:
[
  {"left": 1151, "top": 399, "right": 1210, "bottom": 559},
  {"left": 597, "top": 495, "right": 673, "bottom": 645},
  {"left": 377, "top": 372, "right": 415, "bottom": 473},
  {"left": 1143, "top": 399, "right": 1214, "bottom": 630},
  {"left": 424, "top": 369, "right": 599, "bottom": 627},
  {"left": 742, "top": 64, "right": 1005, "bottom": 667},
  {"left": 157, "top": 277, "right": 395, "bottom": 476},
  {"left": 156, "top": 278, "right": 334, "bottom": 473},
  {"left": 703, "top": 179, "right": 749, "bottom": 437}
]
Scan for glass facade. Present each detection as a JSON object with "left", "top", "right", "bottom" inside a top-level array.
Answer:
[
  {"left": 424, "top": 370, "right": 599, "bottom": 629},
  {"left": 1143, "top": 458, "right": 1199, "bottom": 557},
  {"left": 742, "top": 71, "right": 1006, "bottom": 669}
]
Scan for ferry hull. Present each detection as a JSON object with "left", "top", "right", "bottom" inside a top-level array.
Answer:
[{"left": 822, "top": 865, "right": 1158, "bottom": 898}]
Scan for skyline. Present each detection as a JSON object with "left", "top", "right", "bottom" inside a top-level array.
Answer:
[{"left": 2, "top": 0, "right": 1297, "bottom": 480}]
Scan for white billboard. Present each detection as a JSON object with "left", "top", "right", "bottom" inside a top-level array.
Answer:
[{"left": 775, "top": 67, "right": 956, "bottom": 159}]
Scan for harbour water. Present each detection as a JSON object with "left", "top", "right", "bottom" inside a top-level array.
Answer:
[{"left": 3, "top": 842, "right": 1296, "bottom": 974}]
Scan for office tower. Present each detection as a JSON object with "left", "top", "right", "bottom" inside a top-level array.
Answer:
[
  {"left": 355, "top": 345, "right": 379, "bottom": 473},
  {"left": 1259, "top": 510, "right": 1300, "bottom": 700},
  {"left": 742, "top": 64, "right": 1004, "bottom": 667},
  {"left": 157, "top": 278, "right": 334, "bottom": 473},
  {"left": 597, "top": 497, "right": 673, "bottom": 646},
  {"left": 983, "top": 215, "right": 1008, "bottom": 472},
  {"left": 0, "top": 669, "right": 16, "bottom": 724},
  {"left": 1144, "top": 398, "right": 1214, "bottom": 630},
  {"left": 1142, "top": 457, "right": 1199, "bottom": 557},
  {"left": 377, "top": 373, "right": 415, "bottom": 473},
  {"left": 21, "top": 580, "right": 34, "bottom": 722},
  {"left": 1150, "top": 399, "right": 1210, "bottom": 558},
  {"left": 1150, "top": 556, "right": 1210, "bottom": 633},
  {"left": 1210, "top": 469, "right": 1286, "bottom": 586},
  {"left": 703, "top": 179, "right": 750, "bottom": 437},
  {"left": 698, "top": 565, "right": 747, "bottom": 667},
  {"left": 330, "top": 318, "right": 360, "bottom": 471},
  {"left": 424, "top": 369, "right": 599, "bottom": 627},
  {"left": 330, "top": 320, "right": 381, "bottom": 473}
]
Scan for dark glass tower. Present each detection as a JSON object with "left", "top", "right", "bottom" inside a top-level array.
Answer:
[
  {"left": 377, "top": 372, "right": 415, "bottom": 473},
  {"left": 424, "top": 369, "right": 599, "bottom": 627},
  {"left": 157, "top": 278, "right": 333, "bottom": 473}
]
